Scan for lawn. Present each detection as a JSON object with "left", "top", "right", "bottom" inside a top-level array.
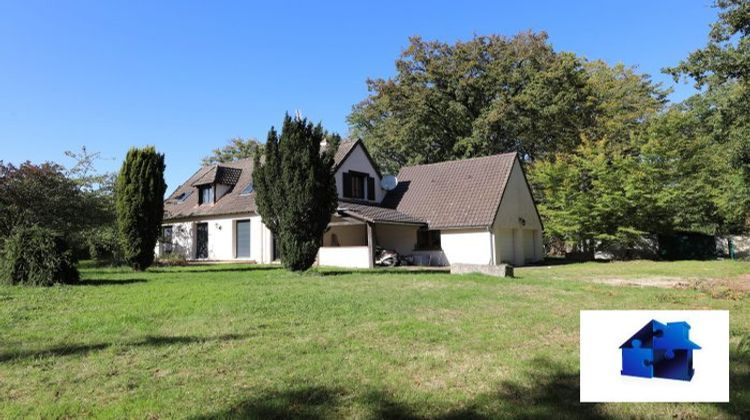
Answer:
[{"left": 0, "top": 260, "right": 748, "bottom": 419}]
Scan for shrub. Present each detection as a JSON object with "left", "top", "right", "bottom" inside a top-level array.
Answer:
[
  {"left": 85, "top": 226, "right": 124, "bottom": 266},
  {"left": 0, "top": 226, "right": 79, "bottom": 286},
  {"left": 156, "top": 252, "right": 188, "bottom": 267}
]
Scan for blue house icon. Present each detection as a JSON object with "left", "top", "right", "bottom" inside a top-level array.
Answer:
[{"left": 620, "top": 319, "right": 700, "bottom": 381}]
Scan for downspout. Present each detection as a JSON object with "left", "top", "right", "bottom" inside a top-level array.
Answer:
[{"left": 488, "top": 226, "right": 496, "bottom": 265}]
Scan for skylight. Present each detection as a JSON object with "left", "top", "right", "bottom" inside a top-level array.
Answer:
[
  {"left": 175, "top": 191, "right": 192, "bottom": 203},
  {"left": 240, "top": 182, "right": 254, "bottom": 196}
]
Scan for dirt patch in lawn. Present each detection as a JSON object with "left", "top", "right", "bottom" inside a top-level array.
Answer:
[
  {"left": 589, "top": 276, "right": 688, "bottom": 288},
  {"left": 589, "top": 275, "right": 750, "bottom": 299}
]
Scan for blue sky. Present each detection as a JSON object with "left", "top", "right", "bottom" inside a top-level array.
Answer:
[{"left": 0, "top": 1, "right": 717, "bottom": 193}]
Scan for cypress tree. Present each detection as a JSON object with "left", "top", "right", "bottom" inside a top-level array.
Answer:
[
  {"left": 253, "top": 114, "right": 338, "bottom": 271},
  {"left": 115, "top": 146, "right": 167, "bottom": 271}
]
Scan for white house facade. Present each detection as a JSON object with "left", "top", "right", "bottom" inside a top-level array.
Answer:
[{"left": 157, "top": 140, "right": 544, "bottom": 268}]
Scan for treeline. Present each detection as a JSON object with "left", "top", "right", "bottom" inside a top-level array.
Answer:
[
  {"left": 0, "top": 147, "right": 166, "bottom": 285},
  {"left": 348, "top": 0, "right": 750, "bottom": 256}
]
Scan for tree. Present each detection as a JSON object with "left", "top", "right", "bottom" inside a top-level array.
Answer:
[
  {"left": 529, "top": 137, "right": 647, "bottom": 257},
  {"left": 583, "top": 61, "right": 669, "bottom": 150},
  {"left": 115, "top": 147, "right": 167, "bottom": 271},
  {"left": 202, "top": 137, "right": 264, "bottom": 165},
  {"left": 665, "top": 0, "right": 750, "bottom": 225},
  {"left": 253, "top": 114, "right": 338, "bottom": 271},
  {"left": 0, "top": 161, "right": 88, "bottom": 239},
  {"left": 348, "top": 33, "right": 594, "bottom": 173}
]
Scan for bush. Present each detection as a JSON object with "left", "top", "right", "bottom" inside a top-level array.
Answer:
[
  {"left": 155, "top": 252, "right": 188, "bottom": 267},
  {"left": 85, "top": 226, "right": 124, "bottom": 266},
  {"left": 0, "top": 226, "right": 79, "bottom": 286}
]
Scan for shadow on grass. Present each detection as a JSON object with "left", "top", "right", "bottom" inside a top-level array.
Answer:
[
  {"left": 315, "top": 268, "right": 449, "bottom": 277},
  {"left": 148, "top": 266, "right": 283, "bottom": 274},
  {"left": 0, "top": 333, "right": 246, "bottom": 363},
  {"left": 716, "top": 339, "right": 750, "bottom": 418},
  {"left": 76, "top": 278, "right": 148, "bottom": 286},
  {"left": 194, "top": 357, "right": 605, "bottom": 419}
]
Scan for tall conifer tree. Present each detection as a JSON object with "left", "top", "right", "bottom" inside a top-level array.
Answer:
[
  {"left": 253, "top": 114, "right": 338, "bottom": 271},
  {"left": 115, "top": 146, "right": 167, "bottom": 271}
]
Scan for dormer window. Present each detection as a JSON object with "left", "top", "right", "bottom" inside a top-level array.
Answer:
[
  {"left": 343, "top": 171, "right": 375, "bottom": 200},
  {"left": 198, "top": 185, "right": 214, "bottom": 205}
]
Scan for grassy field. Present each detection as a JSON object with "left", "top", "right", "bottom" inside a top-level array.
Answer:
[{"left": 0, "top": 260, "right": 748, "bottom": 419}]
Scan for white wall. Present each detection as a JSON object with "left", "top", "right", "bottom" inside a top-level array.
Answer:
[
  {"left": 491, "top": 159, "right": 545, "bottom": 265},
  {"left": 335, "top": 143, "right": 383, "bottom": 203},
  {"left": 318, "top": 246, "right": 371, "bottom": 268},
  {"left": 441, "top": 229, "right": 493, "bottom": 265},
  {"left": 323, "top": 224, "right": 367, "bottom": 247},
  {"left": 374, "top": 224, "right": 418, "bottom": 255},
  {"left": 157, "top": 213, "right": 274, "bottom": 263}
]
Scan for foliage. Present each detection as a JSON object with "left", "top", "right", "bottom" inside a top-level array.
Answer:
[
  {"left": 85, "top": 226, "right": 124, "bottom": 266},
  {"left": 202, "top": 137, "right": 264, "bottom": 165},
  {"left": 115, "top": 147, "right": 167, "bottom": 271},
  {"left": 0, "top": 225, "right": 79, "bottom": 286},
  {"left": 665, "top": 0, "right": 750, "bottom": 223},
  {"left": 64, "top": 146, "right": 118, "bottom": 257},
  {"left": 529, "top": 137, "right": 648, "bottom": 256},
  {"left": 0, "top": 161, "right": 91, "bottom": 239},
  {"left": 253, "top": 114, "right": 338, "bottom": 271},
  {"left": 348, "top": 32, "right": 594, "bottom": 173},
  {"left": 155, "top": 251, "right": 188, "bottom": 266}
]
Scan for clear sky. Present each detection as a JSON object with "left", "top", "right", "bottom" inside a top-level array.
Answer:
[{"left": 0, "top": 0, "right": 718, "bottom": 193}]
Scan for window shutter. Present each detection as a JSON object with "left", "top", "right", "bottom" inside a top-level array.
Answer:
[
  {"left": 367, "top": 176, "right": 375, "bottom": 200},
  {"left": 343, "top": 172, "right": 352, "bottom": 198}
]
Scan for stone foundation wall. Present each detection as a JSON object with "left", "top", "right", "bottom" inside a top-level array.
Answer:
[{"left": 451, "top": 263, "right": 514, "bottom": 278}]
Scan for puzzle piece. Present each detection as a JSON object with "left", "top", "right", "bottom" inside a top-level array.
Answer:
[{"left": 619, "top": 319, "right": 699, "bottom": 381}]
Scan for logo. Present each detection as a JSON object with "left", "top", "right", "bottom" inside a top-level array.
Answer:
[
  {"left": 620, "top": 319, "right": 700, "bottom": 381},
  {"left": 580, "top": 310, "right": 728, "bottom": 402}
]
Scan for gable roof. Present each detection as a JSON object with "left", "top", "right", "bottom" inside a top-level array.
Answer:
[
  {"left": 332, "top": 139, "right": 382, "bottom": 178},
  {"left": 381, "top": 153, "right": 517, "bottom": 229},
  {"left": 619, "top": 320, "right": 700, "bottom": 350},
  {"left": 164, "top": 158, "right": 256, "bottom": 221}
]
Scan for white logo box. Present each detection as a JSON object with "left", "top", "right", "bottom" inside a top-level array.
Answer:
[{"left": 580, "top": 310, "right": 729, "bottom": 402}]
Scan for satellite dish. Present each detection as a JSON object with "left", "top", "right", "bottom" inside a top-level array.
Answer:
[{"left": 380, "top": 175, "right": 398, "bottom": 191}]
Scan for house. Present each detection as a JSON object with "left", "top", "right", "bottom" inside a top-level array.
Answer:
[
  {"left": 620, "top": 319, "right": 700, "bottom": 381},
  {"left": 157, "top": 139, "right": 544, "bottom": 268}
]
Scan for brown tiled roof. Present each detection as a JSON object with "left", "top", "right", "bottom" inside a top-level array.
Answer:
[
  {"left": 381, "top": 153, "right": 517, "bottom": 229},
  {"left": 164, "top": 141, "right": 363, "bottom": 222},
  {"left": 191, "top": 166, "right": 243, "bottom": 186},
  {"left": 332, "top": 139, "right": 382, "bottom": 177},
  {"left": 337, "top": 199, "right": 425, "bottom": 225},
  {"left": 333, "top": 140, "right": 357, "bottom": 168},
  {"left": 164, "top": 159, "right": 256, "bottom": 221}
]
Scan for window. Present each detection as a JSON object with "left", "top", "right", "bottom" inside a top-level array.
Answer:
[
  {"left": 175, "top": 191, "right": 192, "bottom": 203},
  {"left": 416, "top": 229, "right": 441, "bottom": 250},
  {"left": 343, "top": 171, "right": 375, "bottom": 200},
  {"left": 160, "top": 226, "right": 173, "bottom": 254},
  {"left": 235, "top": 220, "right": 251, "bottom": 258},
  {"left": 198, "top": 185, "right": 214, "bottom": 205},
  {"left": 240, "top": 182, "right": 254, "bottom": 196}
]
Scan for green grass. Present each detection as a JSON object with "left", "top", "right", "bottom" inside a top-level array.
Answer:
[{"left": 0, "top": 260, "right": 748, "bottom": 419}]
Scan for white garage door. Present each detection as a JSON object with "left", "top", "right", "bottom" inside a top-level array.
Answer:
[
  {"left": 496, "top": 228, "right": 514, "bottom": 264},
  {"left": 523, "top": 230, "right": 535, "bottom": 262}
]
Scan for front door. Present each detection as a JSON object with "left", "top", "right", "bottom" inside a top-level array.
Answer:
[{"left": 196, "top": 223, "right": 209, "bottom": 259}]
